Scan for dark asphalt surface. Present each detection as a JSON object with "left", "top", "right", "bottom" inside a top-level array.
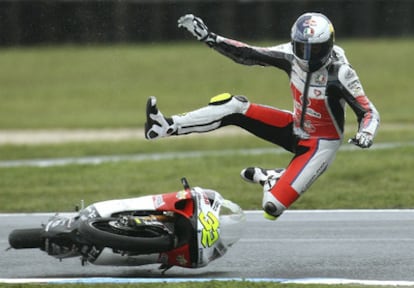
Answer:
[{"left": 1, "top": 210, "right": 414, "bottom": 281}]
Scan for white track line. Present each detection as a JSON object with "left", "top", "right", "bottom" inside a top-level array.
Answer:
[
  {"left": 1, "top": 277, "right": 414, "bottom": 286},
  {"left": 1, "top": 141, "right": 414, "bottom": 168}
]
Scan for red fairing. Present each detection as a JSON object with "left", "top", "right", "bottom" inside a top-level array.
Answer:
[
  {"left": 152, "top": 191, "right": 195, "bottom": 268},
  {"left": 152, "top": 191, "right": 194, "bottom": 218},
  {"left": 158, "top": 244, "right": 192, "bottom": 268}
]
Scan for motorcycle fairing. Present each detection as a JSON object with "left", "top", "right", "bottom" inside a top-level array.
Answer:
[{"left": 8, "top": 184, "right": 244, "bottom": 271}]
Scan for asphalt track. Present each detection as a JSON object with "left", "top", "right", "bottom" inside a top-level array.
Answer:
[{"left": 2, "top": 210, "right": 414, "bottom": 285}]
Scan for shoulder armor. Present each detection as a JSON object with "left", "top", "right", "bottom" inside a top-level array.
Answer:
[{"left": 338, "top": 64, "right": 365, "bottom": 97}]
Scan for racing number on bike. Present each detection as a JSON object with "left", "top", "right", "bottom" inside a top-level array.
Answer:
[{"left": 199, "top": 211, "right": 219, "bottom": 248}]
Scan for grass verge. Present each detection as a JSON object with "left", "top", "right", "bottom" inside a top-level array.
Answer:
[{"left": 1, "top": 130, "right": 413, "bottom": 212}]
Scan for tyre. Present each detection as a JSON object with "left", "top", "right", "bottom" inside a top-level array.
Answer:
[
  {"left": 9, "top": 228, "right": 43, "bottom": 249},
  {"left": 78, "top": 218, "right": 173, "bottom": 254}
]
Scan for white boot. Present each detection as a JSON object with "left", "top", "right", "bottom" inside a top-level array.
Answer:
[
  {"left": 144, "top": 96, "right": 176, "bottom": 140},
  {"left": 240, "top": 167, "right": 285, "bottom": 186}
]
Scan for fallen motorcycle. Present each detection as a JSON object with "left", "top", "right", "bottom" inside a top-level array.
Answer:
[{"left": 8, "top": 178, "right": 245, "bottom": 271}]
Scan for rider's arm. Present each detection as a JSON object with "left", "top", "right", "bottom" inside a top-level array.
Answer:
[
  {"left": 338, "top": 64, "right": 380, "bottom": 147},
  {"left": 177, "top": 14, "right": 292, "bottom": 73},
  {"left": 207, "top": 34, "right": 293, "bottom": 73}
]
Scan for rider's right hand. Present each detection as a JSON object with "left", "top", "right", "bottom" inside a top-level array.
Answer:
[{"left": 178, "top": 14, "right": 214, "bottom": 43}]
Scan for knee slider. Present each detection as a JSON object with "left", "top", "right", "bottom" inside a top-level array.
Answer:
[
  {"left": 209, "top": 93, "right": 249, "bottom": 114},
  {"left": 209, "top": 93, "right": 233, "bottom": 104}
]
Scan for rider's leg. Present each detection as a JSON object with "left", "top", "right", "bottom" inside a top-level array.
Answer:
[
  {"left": 222, "top": 103, "right": 296, "bottom": 151},
  {"left": 145, "top": 94, "right": 297, "bottom": 152},
  {"left": 262, "top": 138, "right": 341, "bottom": 220},
  {"left": 145, "top": 93, "right": 249, "bottom": 140},
  {"left": 173, "top": 93, "right": 250, "bottom": 135}
]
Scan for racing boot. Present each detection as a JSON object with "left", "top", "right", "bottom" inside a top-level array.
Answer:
[
  {"left": 240, "top": 167, "right": 285, "bottom": 186},
  {"left": 145, "top": 96, "right": 176, "bottom": 140}
]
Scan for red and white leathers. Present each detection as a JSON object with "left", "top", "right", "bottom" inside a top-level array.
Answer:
[{"left": 159, "top": 36, "right": 380, "bottom": 218}]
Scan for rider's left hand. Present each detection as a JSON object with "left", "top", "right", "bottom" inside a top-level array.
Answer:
[{"left": 348, "top": 131, "right": 373, "bottom": 148}]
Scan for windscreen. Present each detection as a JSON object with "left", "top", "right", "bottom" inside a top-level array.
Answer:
[{"left": 218, "top": 199, "right": 245, "bottom": 247}]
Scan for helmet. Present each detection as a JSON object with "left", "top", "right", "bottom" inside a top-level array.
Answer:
[{"left": 291, "top": 12, "right": 335, "bottom": 72}]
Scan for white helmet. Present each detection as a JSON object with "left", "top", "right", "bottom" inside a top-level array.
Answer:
[{"left": 291, "top": 12, "right": 335, "bottom": 72}]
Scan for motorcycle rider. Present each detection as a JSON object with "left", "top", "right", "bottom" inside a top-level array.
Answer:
[{"left": 144, "top": 12, "right": 380, "bottom": 220}]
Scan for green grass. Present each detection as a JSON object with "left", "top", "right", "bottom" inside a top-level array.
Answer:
[
  {"left": 0, "top": 39, "right": 413, "bottom": 129},
  {"left": 1, "top": 130, "right": 413, "bottom": 212},
  {"left": 0, "top": 40, "right": 413, "bottom": 287}
]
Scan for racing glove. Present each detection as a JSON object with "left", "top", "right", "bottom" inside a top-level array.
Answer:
[
  {"left": 177, "top": 14, "right": 216, "bottom": 44},
  {"left": 348, "top": 131, "right": 374, "bottom": 148}
]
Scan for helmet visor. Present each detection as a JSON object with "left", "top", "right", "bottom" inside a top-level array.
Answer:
[{"left": 293, "top": 41, "right": 332, "bottom": 61}]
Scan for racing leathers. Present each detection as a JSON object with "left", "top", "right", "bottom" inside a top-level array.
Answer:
[{"left": 145, "top": 34, "right": 380, "bottom": 219}]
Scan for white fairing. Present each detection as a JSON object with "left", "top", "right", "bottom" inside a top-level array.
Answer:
[
  {"left": 86, "top": 195, "right": 156, "bottom": 218},
  {"left": 218, "top": 200, "right": 245, "bottom": 247}
]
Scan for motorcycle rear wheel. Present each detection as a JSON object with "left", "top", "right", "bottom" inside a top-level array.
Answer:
[
  {"left": 79, "top": 218, "right": 174, "bottom": 253},
  {"left": 9, "top": 228, "right": 43, "bottom": 249}
]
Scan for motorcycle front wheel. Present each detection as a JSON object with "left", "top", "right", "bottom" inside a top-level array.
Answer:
[{"left": 78, "top": 218, "right": 174, "bottom": 254}]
